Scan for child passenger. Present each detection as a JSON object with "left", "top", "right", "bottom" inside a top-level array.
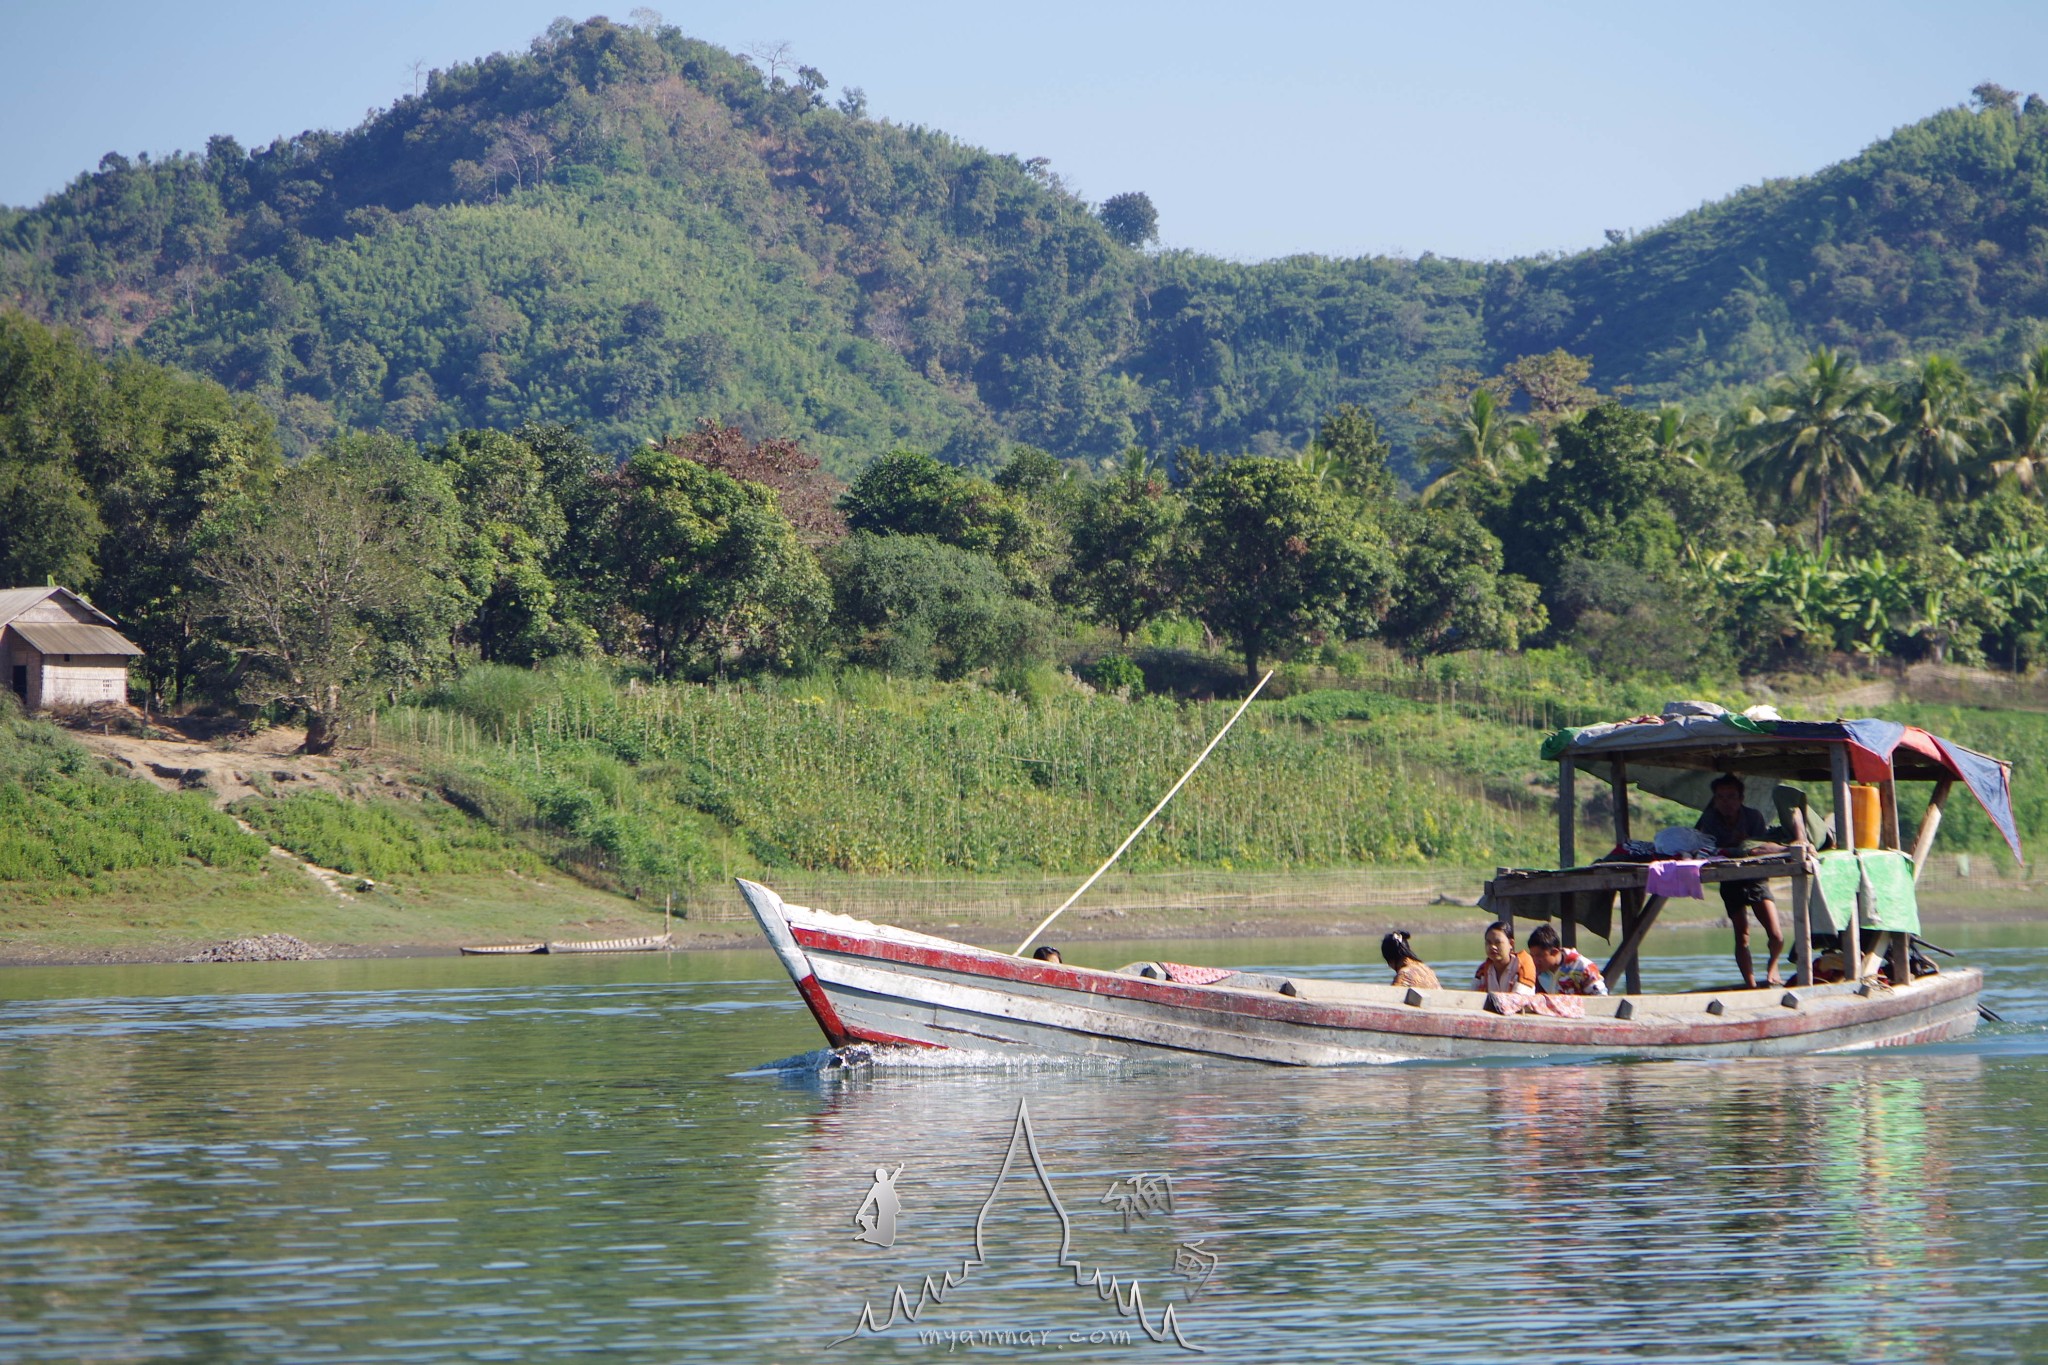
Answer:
[
  {"left": 1381, "top": 931, "right": 1441, "bottom": 989},
  {"left": 1473, "top": 923, "right": 1537, "bottom": 995},
  {"left": 1526, "top": 923, "right": 1608, "bottom": 996}
]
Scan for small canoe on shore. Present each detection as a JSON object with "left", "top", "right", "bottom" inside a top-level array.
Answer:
[
  {"left": 458, "top": 942, "right": 546, "bottom": 956},
  {"left": 545, "top": 934, "right": 674, "bottom": 954}
]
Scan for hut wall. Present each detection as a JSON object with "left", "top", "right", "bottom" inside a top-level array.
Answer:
[{"left": 38, "top": 653, "right": 131, "bottom": 707}]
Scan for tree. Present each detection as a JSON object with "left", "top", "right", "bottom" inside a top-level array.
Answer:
[
  {"left": 1060, "top": 460, "right": 1183, "bottom": 643},
  {"left": 427, "top": 428, "right": 590, "bottom": 665},
  {"left": 1181, "top": 458, "right": 1392, "bottom": 682},
  {"left": 1098, "top": 192, "right": 1158, "bottom": 248},
  {"left": 659, "top": 419, "right": 847, "bottom": 544},
  {"left": 1737, "top": 347, "right": 1890, "bottom": 551},
  {"left": 196, "top": 453, "right": 463, "bottom": 752},
  {"left": 1499, "top": 404, "right": 1676, "bottom": 595},
  {"left": 827, "top": 534, "right": 1048, "bottom": 679},
  {"left": 1884, "top": 354, "right": 1985, "bottom": 498},
  {"left": 1309, "top": 404, "right": 1396, "bottom": 499},
  {"left": 1990, "top": 345, "right": 2048, "bottom": 492},
  {"left": 1498, "top": 349, "right": 1602, "bottom": 430},
  {"left": 1417, "top": 388, "right": 1538, "bottom": 503},
  {"left": 839, "top": 449, "right": 1038, "bottom": 580},
  {"left": 607, "top": 448, "right": 829, "bottom": 677},
  {"left": 1380, "top": 506, "right": 1545, "bottom": 655}
]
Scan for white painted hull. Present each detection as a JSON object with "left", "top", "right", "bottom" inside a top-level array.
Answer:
[{"left": 736, "top": 880, "right": 1982, "bottom": 1066}]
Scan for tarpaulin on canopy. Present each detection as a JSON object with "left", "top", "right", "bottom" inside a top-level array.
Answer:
[{"left": 1541, "top": 712, "right": 2023, "bottom": 862}]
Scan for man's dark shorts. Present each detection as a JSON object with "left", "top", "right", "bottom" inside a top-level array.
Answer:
[{"left": 1720, "top": 879, "right": 1771, "bottom": 914}]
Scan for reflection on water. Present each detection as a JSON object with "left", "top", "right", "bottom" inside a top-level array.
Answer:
[{"left": 3, "top": 935, "right": 2048, "bottom": 1361}]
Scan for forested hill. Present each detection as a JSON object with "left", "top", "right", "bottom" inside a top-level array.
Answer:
[{"left": 2, "top": 18, "right": 2044, "bottom": 472}]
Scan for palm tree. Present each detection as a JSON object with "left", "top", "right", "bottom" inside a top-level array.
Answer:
[
  {"left": 1990, "top": 345, "right": 2048, "bottom": 493},
  {"left": 1885, "top": 354, "right": 1986, "bottom": 498},
  {"left": 1736, "top": 347, "right": 1891, "bottom": 552},
  {"left": 1417, "top": 388, "right": 1538, "bottom": 502},
  {"left": 1651, "top": 405, "right": 1726, "bottom": 469}
]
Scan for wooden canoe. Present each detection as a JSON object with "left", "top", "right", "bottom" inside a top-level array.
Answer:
[
  {"left": 545, "top": 934, "right": 674, "bottom": 954},
  {"left": 736, "top": 879, "right": 1981, "bottom": 1065},
  {"left": 458, "top": 942, "right": 547, "bottom": 955}
]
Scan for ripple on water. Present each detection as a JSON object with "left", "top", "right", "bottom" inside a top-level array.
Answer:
[{"left": 1, "top": 942, "right": 2047, "bottom": 1361}]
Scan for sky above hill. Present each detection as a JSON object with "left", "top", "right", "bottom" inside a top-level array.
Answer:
[{"left": 4, "top": 1, "right": 2044, "bottom": 262}]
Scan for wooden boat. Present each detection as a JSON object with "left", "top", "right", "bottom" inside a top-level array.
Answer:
[
  {"left": 458, "top": 942, "right": 547, "bottom": 956},
  {"left": 741, "top": 708, "right": 2020, "bottom": 1064},
  {"left": 545, "top": 934, "right": 674, "bottom": 954}
]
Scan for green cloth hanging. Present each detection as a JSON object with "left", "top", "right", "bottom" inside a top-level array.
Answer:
[{"left": 1811, "top": 850, "right": 1920, "bottom": 935}]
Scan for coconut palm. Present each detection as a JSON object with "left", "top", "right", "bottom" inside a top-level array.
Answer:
[
  {"left": 1990, "top": 345, "right": 2048, "bottom": 493},
  {"left": 1885, "top": 354, "right": 1987, "bottom": 498},
  {"left": 1736, "top": 347, "right": 1891, "bottom": 552},
  {"left": 1417, "top": 388, "right": 1538, "bottom": 503},
  {"left": 1651, "top": 405, "right": 1727, "bottom": 469}
]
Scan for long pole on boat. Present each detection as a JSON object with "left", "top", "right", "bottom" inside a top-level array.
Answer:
[{"left": 1014, "top": 670, "right": 1274, "bottom": 957}]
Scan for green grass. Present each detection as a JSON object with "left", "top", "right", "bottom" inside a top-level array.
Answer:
[
  {"left": 232, "top": 791, "right": 548, "bottom": 881},
  {"left": 0, "top": 705, "right": 270, "bottom": 890}
]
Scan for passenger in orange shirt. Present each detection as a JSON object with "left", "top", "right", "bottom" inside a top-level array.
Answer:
[{"left": 1472, "top": 922, "right": 1537, "bottom": 995}]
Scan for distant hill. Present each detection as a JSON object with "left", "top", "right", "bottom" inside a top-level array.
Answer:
[{"left": 3, "top": 19, "right": 2045, "bottom": 471}]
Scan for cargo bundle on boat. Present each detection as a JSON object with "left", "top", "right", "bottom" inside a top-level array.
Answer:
[{"left": 742, "top": 704, "right": 2019, "bottom": 1064}]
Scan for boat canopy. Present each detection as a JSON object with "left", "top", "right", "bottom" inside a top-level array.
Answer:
[{"left": 1541, "top": 713, "right": 2022, "bottom": 861}]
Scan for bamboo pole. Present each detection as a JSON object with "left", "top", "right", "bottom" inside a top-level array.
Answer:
[
  {"left": 1558, "top": 759, "right": 1577, "bottom": 950},
  {"left": 1015, "top": 671, "right": 1273, "bottom": 957},
  {"left": 1911, "top": 781, "right": 1953, "bottom": 884}
]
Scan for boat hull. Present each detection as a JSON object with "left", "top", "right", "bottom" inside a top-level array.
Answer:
[{"left": 737, "top": 881, "right": 1981, "bottom": 1065}]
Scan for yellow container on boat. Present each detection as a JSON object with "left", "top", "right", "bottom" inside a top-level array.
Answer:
[{"left": 1848, "top": 783, "right": 1881, "bottom": 849}]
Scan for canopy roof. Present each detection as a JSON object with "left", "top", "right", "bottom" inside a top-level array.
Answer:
[{"left": 1542, "top": 712, "right": 2022, "bottom": 861}]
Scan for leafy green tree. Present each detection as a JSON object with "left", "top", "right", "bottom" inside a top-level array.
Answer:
[
  {"left": 608, "top": 447, "right": 829, "bottom": 677},
  {"left": 1379, "top": 506, "right": 1545, "bottom": 655},
  {"left": 1059, "top": 458, "right": 1184, "bottom": 642},
  {"left": 1884, "top": 354, "right": 1986, "bottom": 498},
  {"left": 1098, "top": 192, "right": 1158, "bottom": 248},
  {"left": 827, "top": 533, "right": 1049, "bottom": 679},
  {"left": 840, "top": 449, "right": 1040, "bottom": 584},
  {"left": 1736, "top": 346, "right": 1890, "bottom": 550},
  {"left": 1300, "top": 404, "right": 1396, "bottom": 500},
  {"left": 1181, "top": 457, "right": 1392, "bottom": 682},
  {"left": 1499, "top": 404, "right": 1674, "bottom": 594},
  {"left": 427, "top": 428, "right": 590, "bottom": 665}
]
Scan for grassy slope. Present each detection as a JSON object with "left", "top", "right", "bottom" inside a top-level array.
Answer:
[{"left": 7, "top": 662, "right": 2047, "bottom": 960}]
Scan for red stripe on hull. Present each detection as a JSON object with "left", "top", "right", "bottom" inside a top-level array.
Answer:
[
  {"left": 791, "top": 923, "right": 1979, "bottom": 1053},
  {"left": 793, "top": 970, "right": 938, "bottom": 1050}
]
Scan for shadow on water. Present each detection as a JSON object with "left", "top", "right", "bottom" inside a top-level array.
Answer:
[{"left": 2, "top": 933, "right": 2047, "bottom": 1361}]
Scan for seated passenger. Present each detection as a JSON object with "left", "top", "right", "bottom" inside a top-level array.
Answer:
[
  {"left": 1527, "top": 923, "right": 1608, "bottom": 996},
  {"left": 1381, "top": 931, "right": 1441, "bottom": 989},
  {"left": 1472, "top": 922, "right": 1537, "bottom": 995},
  {"left": 1031, "top": 945, "right": 1063, "bottom": 964}
]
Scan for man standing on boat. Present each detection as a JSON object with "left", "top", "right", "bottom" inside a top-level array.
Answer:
[{"left": 1696, "top": 774, "right": 1787, "bottom": 989}]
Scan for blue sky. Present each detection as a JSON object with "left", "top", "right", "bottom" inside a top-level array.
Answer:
[{"left": 3, "top": 1, "right": 2043, "bottom": 262}]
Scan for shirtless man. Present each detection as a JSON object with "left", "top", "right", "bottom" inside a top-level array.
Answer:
[{"left": 1695, "top": 773, "right": 1786, "bottom": 988}]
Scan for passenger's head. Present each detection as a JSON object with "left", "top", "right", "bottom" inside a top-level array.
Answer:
[
  {"left": 1483, "top": 923, "right": 1513, "bottom": 964},
  {"left": 1710, "top": 772, "right": 1745, "bottom": 816},
  {"left": 1032, "top": 945, "right": 1062, "bottom": 963},
  {"left": 1381, "top": 930, "right": 1423, "bottom": 970},
  {"left": 1527, "top": 923, "right": 1563, "bottom": 970}
]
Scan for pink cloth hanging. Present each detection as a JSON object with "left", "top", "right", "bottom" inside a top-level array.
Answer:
[{"left": 1645, "top": 859, "right": 1708, "bottom": 899}]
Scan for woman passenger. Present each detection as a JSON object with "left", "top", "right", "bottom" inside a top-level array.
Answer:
[{"left": 1382, "top": 931, "right": 1441, "bottom": 989}]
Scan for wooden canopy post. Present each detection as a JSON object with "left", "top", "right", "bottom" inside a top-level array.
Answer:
[
  {"left": 1612, "top": 758, "right": 1642, "bottom": 992},
  {"left": 1830, "top": 745, "right": 1862, "bottom": 980},
  {"left": 1879, "top": 780, "right": 1901, "bottom": 851},
  {"left": 1911, "top": 780, "right": 1954, "bottom": 885},
  {"left": 1788, "top": 805, "right": 1814, "bottom": 987},
  {"left": 1558, "top": 758, "right": 1577, "bottom": 949}
]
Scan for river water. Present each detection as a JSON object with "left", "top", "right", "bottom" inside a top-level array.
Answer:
[{"left": 4, "top": 925, "right": 2048, "bottom": 1363}]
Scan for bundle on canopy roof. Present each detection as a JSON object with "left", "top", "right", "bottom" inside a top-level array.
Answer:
[{"left": 1540, "top": 711, "right": 2022, "bottom": 862}]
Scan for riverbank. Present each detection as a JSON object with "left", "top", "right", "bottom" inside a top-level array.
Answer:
[{"left": 4, "top": 877, "right": 2038, "bottom": 968}]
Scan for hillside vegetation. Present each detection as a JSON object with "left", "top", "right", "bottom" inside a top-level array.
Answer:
[{"left": 5, "top": 20, "right": 2044, "bottom": 468}]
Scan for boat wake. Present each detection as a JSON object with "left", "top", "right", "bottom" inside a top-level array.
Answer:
[{"left": 734, "top": 1043, "right": 1126, "bottom": 1078}]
